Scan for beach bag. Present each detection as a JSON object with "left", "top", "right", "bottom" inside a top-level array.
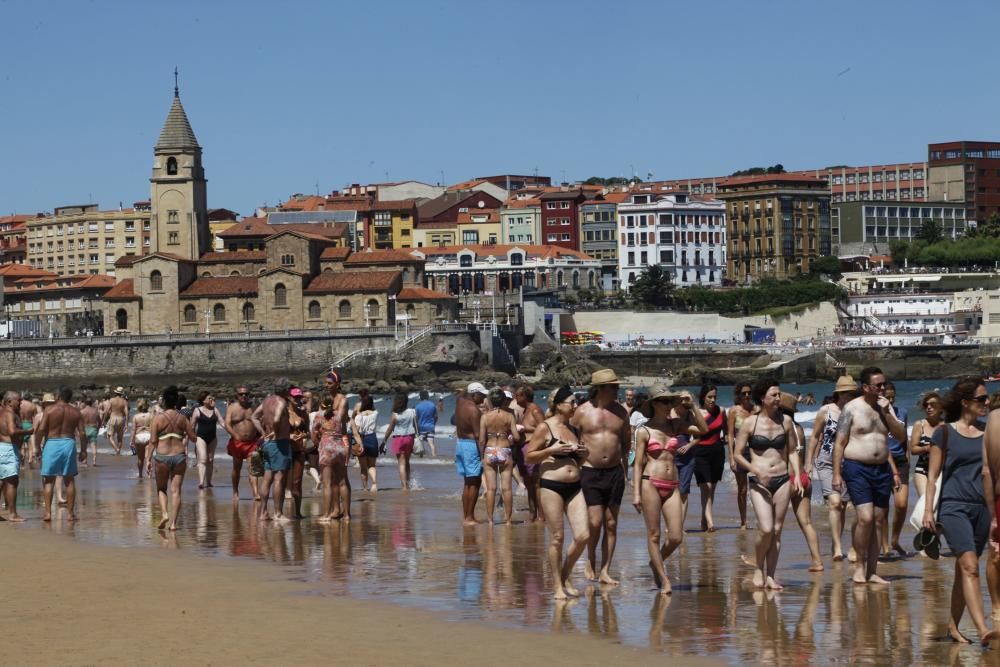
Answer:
[{"left": 413, "top": 435, "right": 425, "bottom": 456}]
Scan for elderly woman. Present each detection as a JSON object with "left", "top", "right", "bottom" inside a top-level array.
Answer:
[
  {"left": 632, "top": 384, "right": 705, "bottom": 595},
  {"left": 733, "top": 378, "right": 803, "bottom": 590},
  {"left": 524, "top": 386, "right": 589, "bottom": 599}
]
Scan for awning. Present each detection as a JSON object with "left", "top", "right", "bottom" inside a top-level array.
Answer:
[
  {"left": 911, "top": 275, "right": 942, "bottom": 282},
  {"left": 874, "top": 276, "right": 911, "bottom": 283}
]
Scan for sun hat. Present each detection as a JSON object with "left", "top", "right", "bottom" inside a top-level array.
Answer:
[
  {"left": 780, "top": 392, "right": 797, "bottom": 414},
  {"left": 648, "top": 383, "right": 684, "bottom": 401},
  {"left": 42, "top": 392, "right": 56, "bottom": 404},
  {"left": 114, "top": 386, "right": 124, "bottom": 394},
  {"left": 834, "top": 376, "right": 857, "bottom": 395},
  {"left": 590, "top": 369, "right": 621, "bottom": 386},
  {"left": 467, "top": 382, "right": 489, "bottom": 396}
]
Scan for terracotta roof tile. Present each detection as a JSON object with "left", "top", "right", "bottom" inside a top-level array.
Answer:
[
  {"left": 373, "top": 199, "right": 419, "bottom": 211},
  {"left": 446, "top": 179, "right": 487, "bottom": 191},
  {"left": 502, "top": 197, "right": 541, "bottom": 208},
  {"left": 180, "top": 276, "right": 258, "bottom": 298},
  {"left": 304, "top": 270, "right": 401, "bottom": 294},
  {"left": 0, "top": 264, "right": 56, "bottom": 278},
  {"left": 344, "top": 248, "right": 423, "bottom": 265},
  {"left": 103, "top": 279, "right": 137, "bottom": 301},
  {"left": 5, "top": 274, "right": 115, "bottom": 294},
  {"left": 217, "top": 218, "right": 272, "bottom": 238},
  {"left": 320, "top": 247, "right": 351, "bottom": 260},
  {"left": 198, "top": 251, "right": 267, "bottom": 263},
  {"left": 397, "top": 286, "right": 455, "bottom": 301},
  {"left": 280, "top": 195, "right": 327, "bottom": 212}
]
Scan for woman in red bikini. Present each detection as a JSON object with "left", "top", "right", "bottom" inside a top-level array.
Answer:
[{"left": 632, "top": 383, "right": 707, "bottom": 595}]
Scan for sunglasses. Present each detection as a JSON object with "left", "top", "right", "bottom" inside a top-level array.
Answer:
[
  {"left": 237, "top": 392, "right": 249, "bottom": 396},
  {"left": 739, "top": 390, "right": 751, "bottom": 396},
  {"left": 560, "top": 399, "right": 578, "bottom": 406},
  {"left": 867, "top": 382, "right": 886, "bottom": 389},
  {"left": 972, "top": 395, "right": 989, "bottom": 403}
]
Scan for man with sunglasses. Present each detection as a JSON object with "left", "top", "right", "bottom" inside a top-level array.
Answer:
[
  {"left": 832, "top": 366, "right": 905, "bottom": 585},
  {"left": 225, "top": 387, "right": 261, "bottom": 501}
]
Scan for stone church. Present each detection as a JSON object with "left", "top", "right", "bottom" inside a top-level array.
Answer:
[{"left": 102, "top": 85, "right": 455, "bottom": 334}]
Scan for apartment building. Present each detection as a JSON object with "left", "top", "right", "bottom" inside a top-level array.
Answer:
[
  {"left": 928, "top": 141, "right": 1000, "bottom": 223},
  {"left": 500, "top": 196, "right": 541, "bottom": 245},
  {"left": 25, "top": 203, "right": 152, "bottom": 277},
  {"left": 539, "top": 189, "right": 587, "bottom": 251},
  {"left": 617, "top": 193, "right": 727, "bottom": 288},
  {"left": 833, "top": 200, "right": 967, "bottom": 254},
  {"left": 581, "top": 191, "right": 629, "bottom": 291},
  {"left": 717, "top": 175, "right": 831, "bottom": 282}
]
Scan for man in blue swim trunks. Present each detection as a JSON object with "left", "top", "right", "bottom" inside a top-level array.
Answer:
[
  {"left": 37, "top": 386, "right": 85, "bottom": 522},
  {"left": 251, "top": 378, "right": 292, "bottom": 522},
  {"left": 1, "top": 391, "right": 33, "bottom": 522},
  {"left": 833, "top": 366, "right": 905, "bottom": 585},
  {"left": 455, "top": 382, "right": 488, "bottom": 525}
]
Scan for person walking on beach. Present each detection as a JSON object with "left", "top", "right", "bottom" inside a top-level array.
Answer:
[
  {"left": 632, "top": 384, "right": 690, "bottom": 595},
  {"left": 695, "top": 384, "right": 726, "bottom": 533},
  {"left": 225, "top": 387, "right": 262, "bottom": 501},
  {"left": 514, "top": 384, "right": 544, "bottom": 522},
  {"left": 129, "top": 399, "right": 153, "bottom": 478},
  {"left": 808, "top": 376, "right": 857, "bottom": 561},
  {"left": 524, "top": 386, "right": 589, "bottom": 599},
  {"left": 782, "top": 393, "right": 823, "bottom": 572},
  {"left": 18, "top": 393, "right": 38, "bottom": 466},
  {"left": 251, "top": 379, "right": 293, "bottom": 522},
  {"left": 383, "top": 393, "right": 417, "bottom": 491},
  {"left": 671, "top": 390, "right": 705, "bottom": 525},
  {"left": 926, "top": 377, "right": 997, "bottom": 645},
  {"left": 479, "top": 388, "right": 521, "bottom": 525},
  {"left": 832, "top": 366, "right": 905, "bottom": 585},
  {"left": 37, "top": 387, "right": 85, "bottom": 522},
  {"left": 352, "top": 395, "right": 379, "bottom": 493},
  {"left": 455, "top": 382, "right": 488, "bottom": 525},
  {"left": 727, "top": 383, "right": 755, "bottom": 530},
  {"left": 313, "top": 395, "right": 351, "bottom": 521},
  {"left": 286, "top": 387, "right": 310, "bottom": 520},
  {"left": 80, "top": 398, "right": 100, "bottom": 467},
  {"left": 0, "top": 391, "right": 31, "bottom": 522},
  {"left": 106, "top": 387, "right": 128, "bottom": 456},
  {"left": 191, "top": 392, "right": 223, "bottom": 489},
  {"left": 572, "top": 369, "right": 630, "bottom": 585},
  {"left": 623, "top": 389, "right": 637, "bottom": 417},
  {"left": 910, "top": 392, "right": 942, "bottom": 538},
  {"left": 146, "top": 385, "right": 196, "bottom": 531},
  {"left": 323, "top": 372, "right": 351, "bottom": 514},
  {"left": 733, "top": 379, "right": 803, "bottom": 589},
  {"left": 881, "top": 382, "right": 910, "bottom": 558},
  {"left": 414, "top": 390, "right": 440, "bottom": 457}
]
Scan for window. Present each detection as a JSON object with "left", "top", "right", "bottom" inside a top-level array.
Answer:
[
  {"left": 166, "top": 157, "right": 178, "bottom": 175},
  {"left": 462, "top": 230, "right": 479, "bottom": 243},
  {"left": 168, "top": 231, "right": 179, "bottom": 245},
  {"left": 308, "top": 300, "right": 321, "bottom": 319},
  {"left": 150, "top": 270, "right": 163, "bottom": 291},
  {"left": 510, "top": 253, "right": 523, "bottom": 266},
  {"left": 242, "top": 302, "right": 254, "bottom": 322},
  {"left": 367, "top": 299, "right": 380, "bottom": 318},
  {"left": 213, "top": 303, "right": 226, "bottom": 322},
  {"left": 561, "top": 233, "right": 570, "bottom": 241},
  {"left": 338, "top": 300, "right": 351, "bottom": 319},
  {"left": 115, "top": 309, "right": 128, "bottom": 330},
  {"left": 274, "top": 283, "right": 287, "bottom": 307},
  {"left": 167, "top": 210, "right": 179, "bottom": 224},
  {"left": 105, "top": 222, "right": 114, "bottom": 232},
  {"left": 184, "top": 305, "right": 196, "bottom": 323},
  {"left": 546, "top": 202, "right": 557, "bottom": 210},
  {"left": 560, "top": 202, "right": 570, "bottom": 209},
  {"left": 627, "top": 251, "right": 635, "bottom": 265},
  {"left": 459, "top": 254, "right": 473, "bottom": 267},
  {"left": 281, "top": 254, "right": 295, "bottom": 266}
]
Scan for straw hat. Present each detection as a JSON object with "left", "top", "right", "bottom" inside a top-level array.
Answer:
[
  {"left": 780, "top": 392, "right": 797, "bottom": 413},
  {"left": 41, "top": 392, "right": 56, "bottom": 404},
  {"left": 114, "top": 386, "right": 124, "bottom": 395},
  {"left": 590, "top": 369, "right": 621, "bottom": 386},
  {"left": 649, "top": 383, "right": 684, "bottom": 401},
  {"left": 834, "top": 376, "right": 857, "bottom": 395}
]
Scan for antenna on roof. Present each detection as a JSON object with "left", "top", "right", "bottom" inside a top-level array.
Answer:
[{"left": 174, "top": 66, "right": 179, "bottom": 97}]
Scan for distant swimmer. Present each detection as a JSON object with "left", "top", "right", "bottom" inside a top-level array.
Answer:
[
  {"left": 146, "top": 385, "right": 196, "bottom": 531},
  {"left": 224, "top": 387, "right": 261, "bottom": 501},
  {"left": 37, "top": 387, "right": 85, "bottom": 523}
]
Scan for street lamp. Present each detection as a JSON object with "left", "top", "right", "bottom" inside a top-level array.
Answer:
[
  {"left": 388, "top": 294, "right": 399, "bottom": 340},
  {"left": 203, "top": 306, "right": 211, "bottom": 335},
  {"left": 363, "top": 302, "right": 371, "bottom": 328}
]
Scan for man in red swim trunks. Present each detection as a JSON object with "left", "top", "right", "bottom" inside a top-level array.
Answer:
[{"left": 224, "top": 387, "right": 261, "bottom": 501}]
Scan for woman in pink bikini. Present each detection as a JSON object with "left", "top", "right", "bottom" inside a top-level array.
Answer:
[
  {"left": 632, "top": 383, "right": 707, "bottom": 595},
  {"left": 312, "top": 395, "right": 351, "bottom": 522}
]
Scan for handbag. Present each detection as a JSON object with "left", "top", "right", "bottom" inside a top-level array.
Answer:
[{"left": 413, "top": 435, "right": 425, "bottom": 456}]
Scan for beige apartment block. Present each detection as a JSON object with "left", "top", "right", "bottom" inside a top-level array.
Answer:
[{"left": 25, "top": 204, "right": 151, "bottom": 277}]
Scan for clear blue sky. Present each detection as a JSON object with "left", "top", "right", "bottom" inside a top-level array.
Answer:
[{"left": 2, "top": 0, "right": 998, "bottom": 217}]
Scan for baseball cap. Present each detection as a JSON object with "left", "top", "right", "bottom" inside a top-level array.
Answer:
[
  {"left": 467, "top": 382, "right": 489, "bottom": 396},
  {"left": 290, "top": 387, "right": 303, "bottom": 398}
]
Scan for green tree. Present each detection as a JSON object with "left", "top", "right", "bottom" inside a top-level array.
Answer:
[
  {"left": 974, "top": 212, "right": 1000, "bottom": 239},
  {"left": 918, "top": 219, "right": 943, "bottom": 244},
  {"left": 809, "top": 255, "right": 841, "bottom": 277},
  {"left": 629, "top": 265, "right": 674, "bottom": 309}
]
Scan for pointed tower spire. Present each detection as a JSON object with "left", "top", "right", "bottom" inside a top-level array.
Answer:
[
  {"left": 174, "top": 66, "right": 179, "bottom": 97},
  {"left": 156, "top": 71, "right": 199, "bottom": 150}
]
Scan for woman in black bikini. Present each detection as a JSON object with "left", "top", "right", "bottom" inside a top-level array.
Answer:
[
  {"left": 190, "top": 391, "right": 223, "bottom": 490},
  {"left": 733, "top": 378, "right": 803, "bottom": 590},
  {"left": 524, "top": 386, "right": 589, "bottom": 600},
  {"left": 910, "top": 392, "right": 942, "bottom": 515},
  {"left": 147, "top": 385, "right": 196, "bottom": 531}
]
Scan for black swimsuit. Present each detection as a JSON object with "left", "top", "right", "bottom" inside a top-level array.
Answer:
[
  {"left": 539, "top": 423, "right": 582, "bottom": 502},
  {"left": 194, "top": 408, "right": 218, "bottom": 443},
  {"left": 914, "top": 433, "right": 933, "bottom": 476},
  {"left": 747, "top": 416, "right": 790, "bottom": 496}
]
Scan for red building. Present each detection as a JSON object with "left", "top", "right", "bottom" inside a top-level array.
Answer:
[
  {"left": 539, "top": 189, "right": 589, "bottom": 250},
  {"left": 929, "top": 141, "right": 1000, "bottom": 223}
]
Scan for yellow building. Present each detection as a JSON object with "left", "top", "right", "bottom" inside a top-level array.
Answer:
[
  {"left": 370, "top": 200, "right": 418, "bottom": 249},
  {"left": 25, "top": 203, "right": 152, "bottom": 277},
  {"left": 717, "top": 175, "right": 832, "bottom": 282},
  {"left": 411, "top": 222, "right": 458, "bottom": 249}
]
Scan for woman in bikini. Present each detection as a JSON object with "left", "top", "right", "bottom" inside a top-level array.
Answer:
[
  {"left": 727, "top": 382, "right": 755, "bottom": 530},
  {"left": 352, "top": 395, "right": 379, "bottom": 493},
  {"left": 524, "top": 386, "right": 589, "bottom": 599},
  {"left": 129, "top": 398, "right": 153, "bottom": 480},
  {"left": 633, "top": 384, "right": 704, "bottom": 595},
  {"left": 733, "top": 378, "right": 803, "bottom": 590},
  {"left": 190, "top": 391, "right": 223, "bottom": 489},
  {"left": 911, "top": 392, "right": 943, "bottom": 515},
  {"left": 286, "top": 388, "right": 310, "bottom": 519},
  {"left": 479, "top": 388, "right": 521, "bottom": 525},
  {"left": 312, "top": 395, "right": 351, "bottom": 522},
  {"left": 146, "top": 385, "right": 196, "bottom": 531}
]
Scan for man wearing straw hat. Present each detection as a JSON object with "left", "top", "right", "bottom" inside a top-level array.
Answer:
[{"left": 572, "top": 368, "right": 630, "bottom": 585}]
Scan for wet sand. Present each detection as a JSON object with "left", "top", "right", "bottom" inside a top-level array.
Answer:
[{"left": 5, "top": 444, "right": 1000, "bottom": 665}]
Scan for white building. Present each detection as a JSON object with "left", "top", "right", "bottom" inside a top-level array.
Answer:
[
  {"left": 617, "top": 193, "right": 727, "bottom": 288},
  {"left": 842, "top": 291, "right": 983, "bottom": 336}
]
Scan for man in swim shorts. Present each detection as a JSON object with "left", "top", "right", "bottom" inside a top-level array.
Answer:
[
  {"left": 224, "top": 386, "right": 261, "bottom": 501},
  {"left": 80, "top": 398, "right": 100, "bottom": 467},
  {"left": 455, "top": 382, "right": 488, "bottom": 526},
  {"left": 17, "top": 393, "right": 38, "bottom": 465},
  {"left": 37, "top": 386, "right": 85, "bottom": 522},
  {"left": 833, "top": 366, "right": 904, "bottom": 585},
  {"left": 414, "top": 389, "right": 441, "bottom": 457},
  {"left": 106, "top": 387, "right": 129, "bottom": 456},
  {"left": 252, "top": 378, "right": 292, "bottom": 521},
  {"left": 572, "top": 368, "right": 630, "bottom": 585},
  {"left": 0, "top": 391, "right": 32, "bottom": 522}
]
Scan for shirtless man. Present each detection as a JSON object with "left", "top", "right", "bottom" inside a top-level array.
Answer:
[
  {"left": 622, "top": 389, "right": 636, "bottom": 417},
  {"left": 18, "top": 393, "right": 38, "bottom": 465},
  {"left": 323, "top": 372, "right": 351, "bottom": 520},
  {"left": 455, "top": 382, "right": 488, "bottom": 525},
  {"left": 37, "top": 387, "right": 85, "bottom": 522},
  {"left": 0, "top": 391, "right": 32, "bottom": 521},
  {"left": 251, "top": 378, "right": 292, "bottom": 521},
  {"left": 80, "top": 398, "right": 100, "bottom": 467},
  {"left": 224, "top": 387, "right": 261, "bottom": 501},
  {"left": 832, "top": 366, "right": 904, "bottom": 585},
  {"left": 106, "top": 387, "right": 129, "bottom": 456},
  {"left": 514, "top": 384, "right": 545, "bottom": 522},
  {"left": 571, "top": 369, "right": 630, "bottom": 585}
]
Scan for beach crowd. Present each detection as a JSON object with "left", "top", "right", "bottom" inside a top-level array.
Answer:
[{"left": 3, "top": 367, "right": 1000, "bottom": 645}]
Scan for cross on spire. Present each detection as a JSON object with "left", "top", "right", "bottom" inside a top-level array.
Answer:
[{"left": 174, "top": 67, "right": 179, "bottom": 97}]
